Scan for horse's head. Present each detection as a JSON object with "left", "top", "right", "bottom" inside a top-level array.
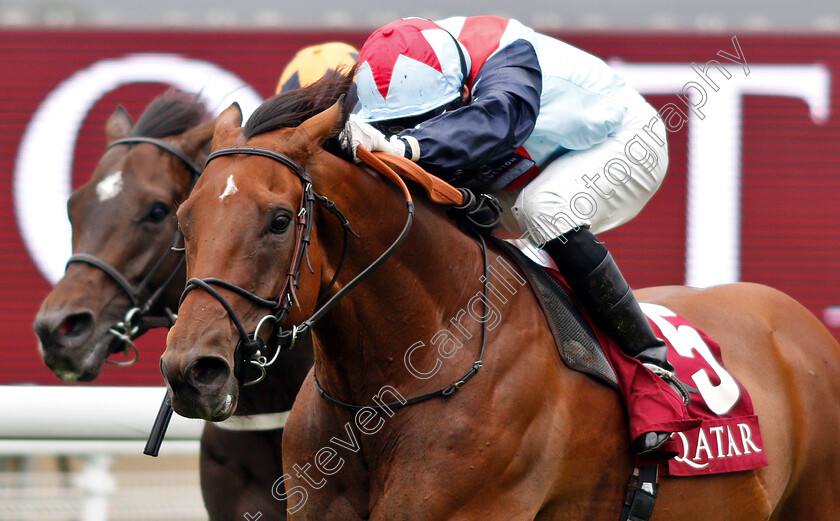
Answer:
[
  {"left": 162, "top": 76, "right": 351, "bottom": 420},
  {"left": 34, "top": 93, "right": 214, "bottom": 382}
]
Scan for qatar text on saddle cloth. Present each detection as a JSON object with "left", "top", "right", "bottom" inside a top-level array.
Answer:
[
  {"left": 547, "top": 270, "right": 768, "bottom": 476},
  {"left": 642, "top": 303, "right": 767, "bottom": 476}
]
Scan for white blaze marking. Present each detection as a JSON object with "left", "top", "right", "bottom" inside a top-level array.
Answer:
[
  {"left": 96, "top": 171, "right": 123, "bottom": 201},
  {"left": 219, "top": 174, "right": 238, "bottom": 200},
  {"left": 13, "top": 54, "right": 262, "bottom": 285}
]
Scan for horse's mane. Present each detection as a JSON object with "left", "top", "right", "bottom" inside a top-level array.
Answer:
[
  {"left": 130, "top": 90, "right": 208, "bottom": 138},
  {"left": 243, "top": 68, "right": 356, "bottom": 159}
]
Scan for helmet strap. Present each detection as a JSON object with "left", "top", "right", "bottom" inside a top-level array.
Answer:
[{"left": 447, "top": 32, "right": 469, "bottom": 88}]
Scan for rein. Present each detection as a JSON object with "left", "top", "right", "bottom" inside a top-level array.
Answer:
[
  {"left": 65, "top": 137, "right": 202, "bottom": 365},
  {"left": 313, "top": 227, "right": 489, "bottom": 414},
  {"left": 181, "top": 145, "right": 488, "bottom": 412},
  {"left": 180, "top": 145, "right": 363, "bottom": 386}
]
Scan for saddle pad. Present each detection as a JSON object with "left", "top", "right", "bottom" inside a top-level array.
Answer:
[
  {"left": 640, "top": 303, "right": 768, "bottom": 476},
  {"left": 494, "top": 240, "right": 767, "bottom": 476},
  {"left": 493, "top": 240, "right": 618, "bottom": 388}
]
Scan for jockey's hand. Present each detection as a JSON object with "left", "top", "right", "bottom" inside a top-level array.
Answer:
[{"left": 343, "top": 114, "right": 405, "bottom": 162}]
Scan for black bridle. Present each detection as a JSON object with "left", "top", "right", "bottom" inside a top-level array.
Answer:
[
  {"left": 182, "top": 146, "right": 487, "bottom": 412},
  {"left": 145, "top": 144, "right": 489, "bottom": 456},
  {"left": 181, "top": 145, "right": 365, "bottom": 386},
  {"left": 65, "top": 137, "right": 202, "bottom": 364}
]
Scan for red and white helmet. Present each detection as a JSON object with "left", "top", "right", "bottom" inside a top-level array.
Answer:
[{"left": 355, "top": 18, "right": 470, "bottom": 123}]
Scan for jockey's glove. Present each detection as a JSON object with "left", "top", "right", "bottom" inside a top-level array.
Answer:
[
  {"left": 342, "top": 114, "right": 422, "bottom": 163},
  {"left": 343, "top": 114, "right": 394, "bottom": 162}
]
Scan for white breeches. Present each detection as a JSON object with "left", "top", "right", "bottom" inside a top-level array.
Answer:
[{"left": 495, "top": 101, "right": 669, "bottom": 246}]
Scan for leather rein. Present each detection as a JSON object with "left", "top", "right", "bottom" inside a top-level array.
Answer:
[
  {"left": 182, "top": 145, "right": 488, "bottom": 413},
  {"left": 64, "top": 137, "right": 202, "bottom": 365}
]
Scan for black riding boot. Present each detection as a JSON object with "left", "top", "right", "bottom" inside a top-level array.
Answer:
[{"left": 543, "top": 228, "right": 689, "bottom": 455}]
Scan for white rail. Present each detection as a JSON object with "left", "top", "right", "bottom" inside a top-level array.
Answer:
[{"left": 0, "top": 386, "right": 205, "bottom": 521}]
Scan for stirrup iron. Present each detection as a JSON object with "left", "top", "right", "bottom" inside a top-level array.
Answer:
[{"left": 642, "top": 363, "right": 693, "bottom": 406}]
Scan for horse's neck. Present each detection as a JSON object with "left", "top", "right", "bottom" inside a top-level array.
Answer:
[{"left": 310, "top": 155, "right": 486, "bottom": 402}]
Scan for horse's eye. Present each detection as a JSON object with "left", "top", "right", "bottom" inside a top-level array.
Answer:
[
  {"left": 270, "top": 213, "right": 292, "bottom": 234},
  {"left": 144, "top": 202, "right": 170, "bottom": 224}
]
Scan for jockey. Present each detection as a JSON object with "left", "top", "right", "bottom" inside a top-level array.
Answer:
[
  {"left": 343, "top": 16, "right": 686, "bottom": 455},
  {"left": 276, "top": 41, "right": 359, "bottom": 94}
]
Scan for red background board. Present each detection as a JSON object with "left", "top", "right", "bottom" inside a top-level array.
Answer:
[{"left": 2, "top": 29, "right": 839, "bottom": 386}]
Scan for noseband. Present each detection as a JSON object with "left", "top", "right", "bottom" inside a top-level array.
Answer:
[
  {"left": 181, "top": 145, "right": 487, "bottom": 417},
  {"left": 65, "top": 137, "right": 202, "bottom": 365},
  {"left": 181, "top": 146, "right": 373, "bottom": 386},
  {"left": 147, "top": 146, "right": 489, "bottom": 455}
]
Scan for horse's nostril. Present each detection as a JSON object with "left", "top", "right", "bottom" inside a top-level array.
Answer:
[
  {"left": 57, "top": 312, "right": 94, "bottom": 339},
  {"left": 189, "top": 357, "right": 230, "bottom": 387}
]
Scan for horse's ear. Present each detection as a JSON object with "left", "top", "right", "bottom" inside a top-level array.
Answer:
[
  {"left": 178, "top": 119, "right": 215, "bottom": 158},
  {"left": 105, "top": 105, "right": 132, "bottom": 145},
  {"left": 292, "top": 96, "right": 344, "bottom": 151},
  {"left": 211, "top": 102, "right": 243, "bottom": 149}
]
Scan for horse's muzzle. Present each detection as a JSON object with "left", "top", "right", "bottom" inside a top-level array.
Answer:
[
  {"left": 34, "top": 309, "right": 95, "bottom": 353},
  {"left": 34, "top": 308, "right": 115, "bottom": 381},
  {"left": 160, "top": 352, "right": 237, "bottom": 420}
]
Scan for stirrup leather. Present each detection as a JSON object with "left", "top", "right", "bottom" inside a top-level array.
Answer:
[{"left": 642, "top": 362, "right": 693, "bottom": 406}]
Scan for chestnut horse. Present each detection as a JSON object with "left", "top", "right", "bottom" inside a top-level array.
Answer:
[
  {"left": 32, "top": 91, "right": 312, "bottom": 519},
  {"left": 163, "top": 76, "right": 840, "bottom": 520}
]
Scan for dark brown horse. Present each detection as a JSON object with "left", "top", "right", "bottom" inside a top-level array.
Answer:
[
  {"left": 32, "top": 91, "right": 313, "bottom": 520},
  {"left": 163, "top": 76, "right": 840, "bottom": 520}
]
